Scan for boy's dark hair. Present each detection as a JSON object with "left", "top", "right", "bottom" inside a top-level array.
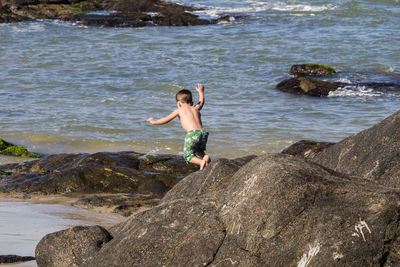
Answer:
[{"left": 176, "top": 89, "right": 193, "bottom": 105}]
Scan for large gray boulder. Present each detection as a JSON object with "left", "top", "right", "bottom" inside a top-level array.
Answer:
[
  {"left": 35, "top": 226, "right": 112, "bottom": 267},
  {"left": 311, "top": 109, "right": 400, "bottom": 187},
  {"left": 161, "top": 155, "right": 257, "bottom": 203},
  {"left": 36, "top": 153, "right": 400, "bottom": 266}
]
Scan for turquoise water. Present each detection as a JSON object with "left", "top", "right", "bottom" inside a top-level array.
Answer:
[{"left": 1, "top": 0, "right": 400, "bottom": 161}]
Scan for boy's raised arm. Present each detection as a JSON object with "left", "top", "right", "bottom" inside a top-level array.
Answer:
[
  {"left": 194, "top": 83, "right": 205, "bottom": 110},
  {"left": 147, "top": 109, "right": 179, "bottom": 125}
]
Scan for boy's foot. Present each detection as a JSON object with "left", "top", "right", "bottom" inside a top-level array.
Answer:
[
  {"left": 200, "top": 158, "right": 207, "bottom": 170},
  {"left": 204, "top": 155, "right": 210, "bottom": 167}
]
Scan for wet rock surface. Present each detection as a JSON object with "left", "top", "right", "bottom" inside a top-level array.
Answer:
[
  {"left": 290, "top": 64, "right": 336, "bottom": 76},
  {"left": 277, "top": 65, "right": 400, "bottom": 97},
  {"left": 277, "top": 77, "right": 400, "bottom": 97},
  {"left": 0, "top": 151, "right": 197, "bottom": 215},
  {"left": 0, "top": 0, "right": 231, "bottom": 26},
  {"left": 276, "top": 76, "right": 340, "bottom": 96}
]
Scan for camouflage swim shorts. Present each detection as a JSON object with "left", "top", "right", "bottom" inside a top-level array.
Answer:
[{"left": 184, "top": 129, "right": 209, "bottom": 163}]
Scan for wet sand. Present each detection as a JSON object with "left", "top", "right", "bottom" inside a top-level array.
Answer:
[{"left": 0, "top": 198, "right": 127, "bottom": 267}]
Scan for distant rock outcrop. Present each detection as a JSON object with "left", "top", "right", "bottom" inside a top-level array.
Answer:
[
  {"left": 34, "top": 110, "right": 400, "bottom": 266},
  {"left": 0, "top": 0, "right": 231, "bottom": 26},
  {"left": 277, "top": 64, "right": 400, "bottom": 97},
  {"left": 290, "top": 64, "right": 336, "bottom": 76},
  {"left": 0, "top": 255, "right": 35, "bottom": 264},
  {"left": 276, "top": 76, "right": 340, "bottom": 96}
]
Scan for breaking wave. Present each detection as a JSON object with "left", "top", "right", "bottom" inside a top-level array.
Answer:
[
  {"left": 192, "top": 1, "right": 337, "bottom": 18},
  {"left": 328, "top": 85, "right": 383, "bottom": 98}
]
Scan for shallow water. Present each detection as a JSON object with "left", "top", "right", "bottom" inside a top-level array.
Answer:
[
  {"left": 1, "top": 0, "right": 400, "bottom": 162},
  {"left": 0, "top": 200, "right": 124, "bottom": 266}
]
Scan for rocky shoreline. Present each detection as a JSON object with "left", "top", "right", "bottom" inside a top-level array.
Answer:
[
  {"left": 276, "top": 64, "right": 400, "bottom": 97},
  {"left": 0, "top": 151, "right": 198, "bottom": 216},
  {"left": 2, "top": 109, "right": 400, "bottom": 266},
  {"left": 0, "top": 0, "right": 231, "bottom": 27}
]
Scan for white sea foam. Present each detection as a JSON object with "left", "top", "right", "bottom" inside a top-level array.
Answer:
[
  {"left": 328, "top": 85, "right": 383, "bottom": 98},
  {"left": 11, "top": 21, "right": 45, "bottom": 33},
  {"left": 337, "top": 78, "right": 353, "bottom": 84},
  {"left": 270, "top": 3, "right": 336, "bottom": 12},
  {"left": 146, "top": 12, "right": 160, "bottom": 17},
  {"left": 101, "top": 97, "right": 115, "bottom": 103},
  {"left": 192, "top": 1, "right": 336, "bottom": 18},
  {"left": 10, "top": 19, "right": 88, "bottom": 32},
  {"left": 217, "top": 16, "right": 236, "bottom": 24},
  {"left": 383, "top": 66, "right": 396, "bottom": 73}
]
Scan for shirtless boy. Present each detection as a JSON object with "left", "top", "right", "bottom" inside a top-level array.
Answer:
[{"left": 147, "top": 84, "right": 210, "bottom": 170}]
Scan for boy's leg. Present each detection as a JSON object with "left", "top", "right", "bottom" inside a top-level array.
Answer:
[
  {"left": 203, "top": 154, "right": 210, "bottom": 166},
  {"left": 193, "top": 152, "right": 210, "bottom": 169},
  {"left": 189, "top": 156, "right": 207, "bottom": 170}
]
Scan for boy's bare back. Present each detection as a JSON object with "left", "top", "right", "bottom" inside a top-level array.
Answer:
[
  {"left": 176, "top": 102, "right": 203, "bottom": 132},
  {"left": 146, "top": 83, "right": 205, "bottom": 133}
]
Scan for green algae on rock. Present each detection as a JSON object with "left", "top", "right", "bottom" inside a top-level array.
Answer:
[
  {"left": 2, "top": 146, "right": 40, "bottom": 158},
  {"left": 290, "top": 63, "right": 336, "bottom": 76},
  {"left": 0, "top": 138, "right": 13, "bottom": 151},
  {"left": 0, "top": 138, "right": 40, "bottom": 158},
  {"left": 0, "top": 169, "right": 9, "bottom": 176}
]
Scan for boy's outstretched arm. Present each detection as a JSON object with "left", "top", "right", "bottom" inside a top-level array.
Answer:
[
  {"left": 147, "top": 109, "right": 179, "bottom": 125},
  {"left": 194, "top": 83, "right": 205, "bottom": 110}
]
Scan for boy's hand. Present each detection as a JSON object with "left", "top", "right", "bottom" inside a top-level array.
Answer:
[
  {"left": 195, "top": 83, "right": 204, "bottom": 93},
  {"left": 147, "top": 117, "right": 156, "bottom": 124}
]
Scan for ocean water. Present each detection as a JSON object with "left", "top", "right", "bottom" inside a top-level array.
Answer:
[
  {"left": 1, "top": 0, "right": 400, "bottom": 162},
  {"left": 0, "top": 0, "right": 399, "bottom": 264}
]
